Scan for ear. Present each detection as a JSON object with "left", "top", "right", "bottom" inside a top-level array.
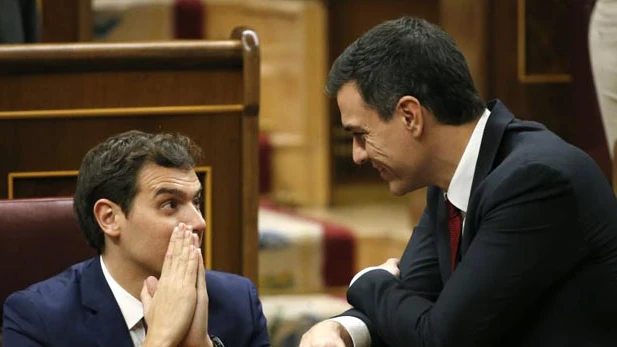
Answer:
[
  {"left": 93, "top": 199, "right": 123, "bottom": 238},
  {"left": 397, "top": 96, "right": 424, "bottom": 137}
]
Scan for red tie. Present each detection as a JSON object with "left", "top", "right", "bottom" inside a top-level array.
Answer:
[{"left": 446, "top": 199, "right": 462, "bottom": 271}]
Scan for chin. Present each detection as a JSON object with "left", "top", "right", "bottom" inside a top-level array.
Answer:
[
  {"left": 388, "top": 179, "right": 421, "bottom": 196},
  {"left": 388, "top": 182, "right": 410, "bottom": 196}
]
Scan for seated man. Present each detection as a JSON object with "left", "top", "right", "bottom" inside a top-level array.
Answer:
[{"left": 2, "top": 131, "right": 270, "bottom": 347}]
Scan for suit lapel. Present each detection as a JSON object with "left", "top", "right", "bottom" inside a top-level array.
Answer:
[
  {"left": 460, "top": 100, "right": 514, "bottom": 255},
  {"left": 80, "top": 258, "right": 134, "bottom": 347}
]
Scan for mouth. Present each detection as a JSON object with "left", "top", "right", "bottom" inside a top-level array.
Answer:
[{"left": 372, "top": 163, "right": 390, "bottom": 180}]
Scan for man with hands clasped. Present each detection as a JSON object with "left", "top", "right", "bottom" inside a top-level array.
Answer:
[{"left": 3, "top": 131, "right": 270, "bottom": 347}]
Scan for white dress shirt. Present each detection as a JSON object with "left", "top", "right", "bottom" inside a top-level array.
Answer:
[
  {"left": 331, "top": 109, "right": 491, "bottom": 347},
  {"left": 100, "top": 257, "right": 147, "bottom": 347}
]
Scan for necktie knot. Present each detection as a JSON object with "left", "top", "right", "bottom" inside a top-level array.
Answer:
[{"left": 446, "top": 200, "right": 461, "bottom": 219}]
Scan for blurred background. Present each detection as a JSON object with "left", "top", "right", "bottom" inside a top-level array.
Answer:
[{"left": 2, "top": 0, "right": 614, "bottom": 345}]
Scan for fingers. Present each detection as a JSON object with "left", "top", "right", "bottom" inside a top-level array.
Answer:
[
  {"left": 190, "top": 230, "right": 206, "bottom": 289},
  {"left": 162, "top": 224, "right": 190, "bottom": 278},
  {"left": 177, "top": 224, "right": 192, "bottom": 272},
  {"left": 196, "top": 245, "right": 207, "bottom": 296},
  {"left": 185, "top": 243, "right": 200, "bottom": 285},
  {"left": 159, "top": 223, "right": 202, "bottom": 291},
  {"left": 143, "top": 224, "right": 202, "bottom": 346},
  {"left": 160, "top": 225, "right": 179, "bottom": 277},
  {"left": 384, "top": 258, "right": 400, "bottom": 277},
  {"left": 145, "top": 276, "right": 158, "bottom": 297},
  {"left": 386, "top": 257, "right": 399, "bottom": 266},
  {"left": 191, "top": 228, "right": 200, "bottom": 249},
  {"left": 140, "top": 278, "right": 153, "bottom": 318}
]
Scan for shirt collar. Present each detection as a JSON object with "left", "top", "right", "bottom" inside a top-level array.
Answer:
[
  {"left": 446, "top": 108, "right": 491, "bottom": 213},
  {"left": 100, "top": 256, "right": 144, "bottom": 330}
]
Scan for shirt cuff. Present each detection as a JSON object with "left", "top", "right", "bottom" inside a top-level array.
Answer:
[
  {"left": 329, "top": 316, "right": 371, "bottom": 347},
  {"left": 349, "top": 266, "right": 383, "bottom": 286}
]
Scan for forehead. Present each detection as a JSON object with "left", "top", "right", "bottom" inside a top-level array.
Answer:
[{"left": 136, "top": 163, "right": 201, "bottom": 193}]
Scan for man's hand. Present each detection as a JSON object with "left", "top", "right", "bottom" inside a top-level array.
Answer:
[
  {"left": 180, "top": 228, "right": 213, "bottom": 347},
  {"left": 379, "top": 258, "right": 400, "bottom": 277},
  {"left": 141, "top": 223, "right": 200, "bottom": 347},
  {"left": 299, "top": 320, "right": 353, "bottom": 347}
]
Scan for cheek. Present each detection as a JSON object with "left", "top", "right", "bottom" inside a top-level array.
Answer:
[
  {"left": 130, "top": 212, "right": 176, "bottom": 244},
  {"left": 365, "top": 137, "right": 386, "bottom": 158}
]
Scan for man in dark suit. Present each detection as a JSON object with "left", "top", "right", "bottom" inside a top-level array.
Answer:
[
  {"left": 300, "top": 16, "right": 617, "bottom": 347},
  {"left": 2, "top": 131, "right": 270, "bottom": 347}
]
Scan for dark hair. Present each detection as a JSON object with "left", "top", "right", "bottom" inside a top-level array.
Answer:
[
  {"left": 326, "top": 16, "right": 485, "bottom": 125},
  {"left": 74, "top": 130, "right": 202, "bottom": 253}
]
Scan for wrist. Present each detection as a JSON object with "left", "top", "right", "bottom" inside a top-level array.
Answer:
[
  {"left": 209, "top": 335, "right": 225, "bottom": 347},
  {"left": 142, "top": 331, "right": 176, "bottom": 347},
  {"left": 334, "top": 321, "right": 353, "bottom": 347},
  {"left": 180, "top": 336, "right": 214, "bottom": 347}
]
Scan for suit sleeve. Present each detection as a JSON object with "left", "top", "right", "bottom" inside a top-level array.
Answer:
[
  {"left": 347, "top": 163, "right": 582, "bottom": 347},
  {"left": 246, "top": 279, "right": 270, "bottom": 347},
  {"left": 341, "top": 206, "right": 443, "bottom": 347},
  {"left": 2, "top": 291, "right": 47, "bottom": 347},
  {"left": 397, "top": 208, "right": 443, "bottom": 302}
]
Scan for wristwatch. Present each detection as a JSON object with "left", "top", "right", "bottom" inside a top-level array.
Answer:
[{"left": 210, "top": 335, "right": 225, "bottom": 347}]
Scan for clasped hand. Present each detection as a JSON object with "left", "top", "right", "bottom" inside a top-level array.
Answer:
[
  {"left": 298, "top": 257, "right": 400, "bottom": 347},
  {"left": 140, "top": 223, "right": 213, "bottom": 347}
]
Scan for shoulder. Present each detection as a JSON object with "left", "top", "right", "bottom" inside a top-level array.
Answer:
[
  {"left": 205, "top": 271, "right": 262, "bottom": 321},
  {"left": 500, "top": 119, "right": 595, "bottom": 174},
  {"left": 4, "top": 259, "right": 93, "bottom": 314},
  {"left": 3, "top": 258, "right": 94, "bottom": 339},
  {"left": 477, "top": 118, "right": 605, "bottom": 195},
  {"left": 205, "top": 270, "right": 254, "bottom": 295},
  {"left": 205, "top": 270, "right": 261, "bottom": 312}
]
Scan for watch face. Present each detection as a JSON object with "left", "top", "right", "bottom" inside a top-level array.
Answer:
[{"left": 211, "top": 335, "right": 224, "bottom": 347}]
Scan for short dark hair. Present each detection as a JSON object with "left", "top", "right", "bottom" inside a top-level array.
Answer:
[
  {"left": 74, "top": 130, "right": 202, "bottom": 253},
  {"left": 326, "top": 16, "right": 485, "bottom": 125}
]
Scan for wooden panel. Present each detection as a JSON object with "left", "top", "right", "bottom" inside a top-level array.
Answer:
[
  {"left": 8, "top": 171, "right": 78, "bottom": 199},
  {"left": 0, "top": 70, "right": 242, "bottom": 111},
  {"left": 517, "top": 0, "right": 571, "bottom": 83},
  {"left": 0, "top": 33, "right": 260, "bottom": 281},
  {"left": 440, "top": 0, "right": 490, "bottom": 97},
  {"left": 490, "top": 0, "right": 573, "bottom": 143},
  {"left": 40, "top": 0, "right": 93, "bottom": 42},
  {"left": 524, "top": 0, "right": 570, "bottom": 76}
]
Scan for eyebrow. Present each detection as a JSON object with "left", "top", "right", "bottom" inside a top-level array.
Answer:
[{"left": 154, "top": 187, "right": 202, "bottom": 200}]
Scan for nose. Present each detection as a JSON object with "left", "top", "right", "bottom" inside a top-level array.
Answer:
[
  {"left": 186, "top": 203, "right": 207, "bottom": 234},
  {"left": 352, "top": 137, "right": 368, "bottom": 165}
]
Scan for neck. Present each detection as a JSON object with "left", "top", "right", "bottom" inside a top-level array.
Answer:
[
  {"left": 101, "top": 251, "right": 147, "bottom": 300},
  {"left": 426, "top": 119, "right": 479, "bottom": 191}
]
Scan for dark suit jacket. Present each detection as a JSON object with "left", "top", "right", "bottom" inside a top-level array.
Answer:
[
  {"left": 345, "top": 100, "right": 617, "bottom": 346},
  {"left": 2, "top": 257, "right": 270, "bottom": 346}
]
